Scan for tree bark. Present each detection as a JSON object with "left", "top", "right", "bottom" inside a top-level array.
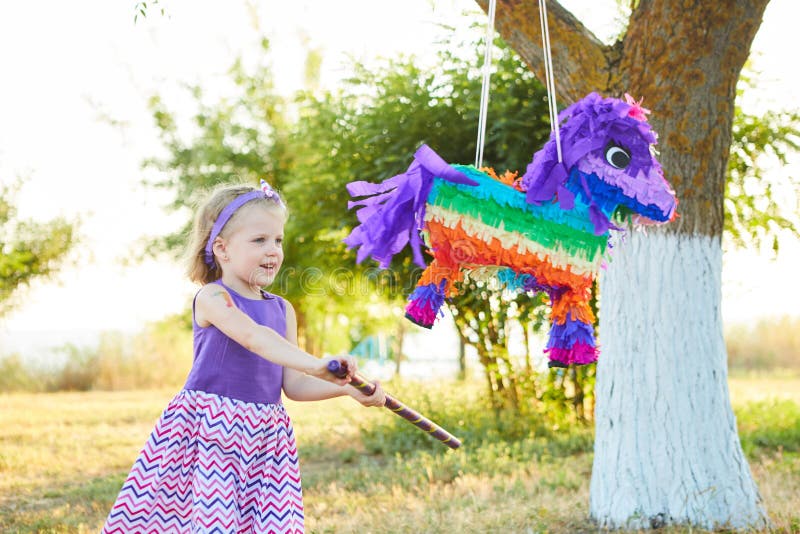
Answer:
[
  {"left": 393, "top": 320, "right": 406, "bottom": 375},
  {"left": 457, "top": 333, "right": 467, "bottom": 379},
  {"left": 480, "top": 0, "right": 613, "bottom": 102},
  {"left": 592, "top": 231, "right": 767, "bottom": 529},
  {"left": 475, "top": 0, "right": 772, "bottom": 528}
]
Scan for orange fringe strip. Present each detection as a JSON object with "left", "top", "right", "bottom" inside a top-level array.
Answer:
[
  {"left": 418, "top": 219, "right": 596, "bottom": 324},
  {"left": 480, "top": 167, "right": 526, "bottom": 192}
]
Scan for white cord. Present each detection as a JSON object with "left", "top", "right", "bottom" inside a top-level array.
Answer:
[
  {"left": 539, "top": 0, "right": 562, "bottom": 162},
  {"left": 474, "top": 0, "right": 497, "bottom": 169}
]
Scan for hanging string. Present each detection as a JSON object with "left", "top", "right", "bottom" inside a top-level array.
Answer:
[
  {"left": 538, "top": 0, "right": 562, "bottom": 162},
  {"left": 474, "top": 0, "right": 497, "bottom": 169}
]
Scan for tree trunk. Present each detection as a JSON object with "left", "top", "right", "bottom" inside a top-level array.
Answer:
[
  {"left": 295, "top": 307, "right": 320, "bottom": 356},
  {"left": 475, "top": 0, "right": 772, "bottom": 528},
  {"left": 457, "top": 333, "right": 467, "bottom": 379},
  {"left": 393, "top": 320, "right": 406, "bottom": 376},
  {"left": 592, "top": 231, "right": 767, "bottom": 529},
  {"left": 522, "top": 320, "right": 531, "bottom": 372},
  {"left": 295, "top": 307, "right": 309, "bottom": 352}
]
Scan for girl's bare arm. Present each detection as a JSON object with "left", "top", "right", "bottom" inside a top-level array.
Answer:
[{"left": 194, "top": 284, "right": 353, "bottom": 386}]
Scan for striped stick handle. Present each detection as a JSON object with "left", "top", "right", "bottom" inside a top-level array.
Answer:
[{"left": 327, "top": 360, "right": 462, "bottom": 450}]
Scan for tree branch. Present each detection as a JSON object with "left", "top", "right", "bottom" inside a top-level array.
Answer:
[{"left": 474, "top": 0, "right": 615, "bottom": 103}]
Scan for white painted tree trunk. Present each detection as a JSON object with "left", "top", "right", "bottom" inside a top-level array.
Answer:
[{"left": 590, "top": 231, "right": 769, "bottom": 530}]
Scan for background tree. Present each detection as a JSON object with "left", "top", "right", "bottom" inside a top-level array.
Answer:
[
  {"left": 0, "top": 181, "right": 77, "bottom": 317},
  {"left": 726, "top": 71, "right": 800, "bottom": 251},
  {"left": 473, "top": 0, "right": 798, "bottom": 528}
]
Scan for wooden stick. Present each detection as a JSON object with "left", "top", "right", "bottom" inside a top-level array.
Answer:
[{"left": 328, "top": 360, "right": 462, "bottom": 450}]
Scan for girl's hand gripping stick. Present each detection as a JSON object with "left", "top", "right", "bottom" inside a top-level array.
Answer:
[{"left": 328, "top": 359, "right": 462, "bottom": 450}]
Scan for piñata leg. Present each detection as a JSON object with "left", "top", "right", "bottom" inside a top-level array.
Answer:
[
  {"left": 546, "top": 289, "right": 599, "bottom": 367},
  {"left": 405, "top": 258, "right": 459, "bottom": 328}
]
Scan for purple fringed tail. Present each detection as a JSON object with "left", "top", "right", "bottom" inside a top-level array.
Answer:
[
  {"left": 405, "top": 280, "right": 447, "bottom": 328},
  {"left": 343, "top": 145, "right": 477, "bottom": 269},
  {"left": 545, "top": 317, "right": 599, "bottom": 367}
]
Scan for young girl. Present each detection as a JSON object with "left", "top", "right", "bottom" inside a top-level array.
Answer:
[{"left": 101, "top": 181, "right": 385, "bottom": 533}]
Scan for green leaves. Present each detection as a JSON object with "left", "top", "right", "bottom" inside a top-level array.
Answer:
[
  {"left": 726, "top": 72, "right": 800, "bottom": 252},
  {"left": 0, "top": 181, "right": 77, "bottom": 317},
  {"left": 133, "top": 1, "right": 166, "bottom": 23}
]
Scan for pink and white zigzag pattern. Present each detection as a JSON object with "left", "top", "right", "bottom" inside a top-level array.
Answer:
[{"left": 101, "top": 389, "right": 304, "bottom": 533}]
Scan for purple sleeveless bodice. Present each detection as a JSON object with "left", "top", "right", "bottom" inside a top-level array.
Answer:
[{"left": 183, "top": 280, "right": 287, "bottom": 404}]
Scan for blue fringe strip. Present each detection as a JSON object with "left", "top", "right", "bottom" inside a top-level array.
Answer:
[
  {"left": 497, "top": 268, "right": 532, "bottom": 292},
  {"left": 566, "top": 168, "right": 671, "bottom": 223}
]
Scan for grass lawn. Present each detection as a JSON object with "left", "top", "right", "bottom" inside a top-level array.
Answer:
[{"left": 0, "top": 375, "right": 798, "bottom": 533}]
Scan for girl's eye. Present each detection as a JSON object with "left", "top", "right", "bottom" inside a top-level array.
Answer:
[{"left": 275, "top": 239, "right": 283, "bottom": 246}]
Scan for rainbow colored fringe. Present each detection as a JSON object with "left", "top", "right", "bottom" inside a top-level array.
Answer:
[{"left": 410, "top": 164, "right": 601, "bottom": 365}]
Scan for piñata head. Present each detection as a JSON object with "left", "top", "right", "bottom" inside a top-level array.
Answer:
[
  {"left": 523, "top": 92, "right": 676, "bottom": 232},
  {"left": 344, "top": 92, "right": 677, "bottom": 368}
]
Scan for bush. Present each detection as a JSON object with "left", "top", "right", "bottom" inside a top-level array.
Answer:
[
  {"left": 91, "top": 312, "right": 193, "bottom": 390},
  {"left": 48, "top": 343, "right": 100, "bottom": 391},
  {"left": 726, "top": 315, "right": 800, "bottom": 372},
  {"left": 0, "top": 312, "right": 192, "bottom": 393},
  {"left": 297, "top": 377, "right": 594, "bottom": 493},
  {"left": 0, "top": 354, "right": 40, "bottom": 392},
  {"left": 358, "top": 379, "right": 593, "bottom": 458},
  {"left": 736, "top": 399, "right": 800, "bottom": 456}
]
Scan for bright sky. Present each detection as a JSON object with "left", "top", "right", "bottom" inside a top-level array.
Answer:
[{"left": 1, "top": 0, "right": 798, "bottom": 357}]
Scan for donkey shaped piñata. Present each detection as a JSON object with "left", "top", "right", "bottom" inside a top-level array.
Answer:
[{"left": 344, "top": 93, "right": 678, "bottom": 367}]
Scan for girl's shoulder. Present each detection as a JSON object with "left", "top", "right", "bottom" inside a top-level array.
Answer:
[
  {"left": 196, "top": 282, "right": 236, "bottom": 307},
  {"left": 196, "top": 283, "right": 289, "bottom": 315},
  {"left": 279, "top": 295, "right": 294, "bottom": 316},
  {"left": 194, "top": 282, "right": 237, "bottom": 327}
]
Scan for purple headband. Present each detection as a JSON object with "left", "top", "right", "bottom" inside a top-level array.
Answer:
[{"left": 203, "top": 180, "right": 282, "bottom": 267}]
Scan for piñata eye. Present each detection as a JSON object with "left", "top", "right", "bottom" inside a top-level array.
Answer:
[{"left": 605, "top": 144, "right": 631, "bottom": 169}]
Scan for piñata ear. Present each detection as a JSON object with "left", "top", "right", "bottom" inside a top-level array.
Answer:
[{"left": 522, "top": 141, "right": 568, "bottom": 204}]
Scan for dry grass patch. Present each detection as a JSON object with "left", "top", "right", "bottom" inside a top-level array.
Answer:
[{"left": 0, "top": 375, "right": 798, "bottom": 533}]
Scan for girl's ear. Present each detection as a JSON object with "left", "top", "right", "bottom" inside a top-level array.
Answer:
[{"left": 212, "top": 238, "right": 228, "bottom": 262}]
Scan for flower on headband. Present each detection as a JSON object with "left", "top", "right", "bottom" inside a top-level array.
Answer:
[
  {"left": 260, "top": 179, "right": 285, "bottom": 207},
  {"left": 260, "top": 179, "right": 278, "bottom": 200},
  {"left": 624, "top": 93, "right": 650, "bottom": 122}
]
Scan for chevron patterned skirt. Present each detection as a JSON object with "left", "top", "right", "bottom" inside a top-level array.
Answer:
[{"left": 101, "top": 389, "right": 304, "bottom": 533}]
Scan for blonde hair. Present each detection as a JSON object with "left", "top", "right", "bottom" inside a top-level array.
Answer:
[{"left": 185, "top": 182, "right": 288, "bottom": 285}]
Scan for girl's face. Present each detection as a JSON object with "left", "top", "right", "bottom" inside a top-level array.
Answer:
[{"left": 218, "top": 203, "right": 285, "bottom": 297}]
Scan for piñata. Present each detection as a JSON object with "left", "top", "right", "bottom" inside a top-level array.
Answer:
[{"left": 344, "top": 93, "right": 678, "bottom": 368}]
